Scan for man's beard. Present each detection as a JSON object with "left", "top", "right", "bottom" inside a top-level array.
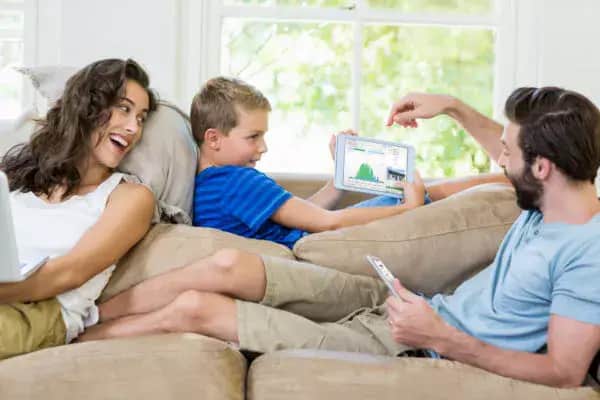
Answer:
[{"left": 505, "top": 164, "right": 544, "bottom": 210}]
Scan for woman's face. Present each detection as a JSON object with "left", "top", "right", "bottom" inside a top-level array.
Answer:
[{"left": 90, "top": 79, "right": 150, "bottom": 169}]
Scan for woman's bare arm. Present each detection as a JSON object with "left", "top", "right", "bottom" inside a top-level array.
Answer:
[{"left": 0, "top": 183, "right": 155, "bottom": 303}]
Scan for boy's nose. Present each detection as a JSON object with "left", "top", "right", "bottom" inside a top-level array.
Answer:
[{"left": 259, "top": 139, "right": 268, "bottom": 153}]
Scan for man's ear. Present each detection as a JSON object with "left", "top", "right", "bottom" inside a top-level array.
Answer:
[
  {"left": 532, "top": 156, "right": 552, "bottom": 180},
  {"left": 204, "top": 128, "right": 222, "bottom": 150}
]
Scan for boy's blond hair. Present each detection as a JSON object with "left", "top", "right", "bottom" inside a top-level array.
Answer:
[{"left": 190, "top": 77, "right": 271, "bottom": 146}]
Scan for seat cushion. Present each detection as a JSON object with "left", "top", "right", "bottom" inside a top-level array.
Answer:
[
  {"left": 293, "top": 183, "right": 521, "bottom": 296},
  {"left": 101, "top": 223, "right": 294, "bottom": 302},
  {"left": 247, "top": 350, "right": 599, "bottom": 400},
  {"left": 0, "top": 334, "right": 246, "bottom": 400}
]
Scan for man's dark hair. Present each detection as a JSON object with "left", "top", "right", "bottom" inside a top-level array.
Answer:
[{"left": 505, "top": 86, "right": 600, "bottom": 183}]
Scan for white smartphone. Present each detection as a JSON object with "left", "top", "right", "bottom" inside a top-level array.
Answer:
[
  {"left": 365, "top": 255, "right": 402, "bottom": 300},
  {"left": 334, "top": 134, "right": 415, "bottom": 198}
]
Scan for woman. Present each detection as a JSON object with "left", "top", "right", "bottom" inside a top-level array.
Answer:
[{"left": 0, "top": 58, "right": 156, "bottom": 358}]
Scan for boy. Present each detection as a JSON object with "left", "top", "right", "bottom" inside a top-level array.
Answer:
[{"left": 190, "top": 77, "right": 506, "bottom": 248}]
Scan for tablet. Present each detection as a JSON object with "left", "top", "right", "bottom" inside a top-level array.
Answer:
[{"left": 334, "top": 134, "right": 415, "bottom": 198}]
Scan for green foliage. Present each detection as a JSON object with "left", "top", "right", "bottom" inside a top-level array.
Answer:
[{"left": 221, "top": 0, "right": 495, "bottom": 176}]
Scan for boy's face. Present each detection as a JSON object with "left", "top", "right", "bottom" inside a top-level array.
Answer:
[{"left": 217, "top": 107, "right": 269, "bottom": 168}]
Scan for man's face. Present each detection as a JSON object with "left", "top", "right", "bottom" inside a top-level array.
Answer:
[
  {"left": 499, "top": 122, "right": 544, "bottom": 210},
  {"left": 216, "top": 107, "right": 269, "bottom": 168}
]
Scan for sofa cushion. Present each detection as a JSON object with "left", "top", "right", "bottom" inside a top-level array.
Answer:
[
  {"left": 0, "top": 334, "right": 246, "bottom": 400},
  {"left": 11, "top": 66, "right": 198, "bottom": 223},
  {"left": 247, "top": 350, "right": 598, "bottom": 400},
  {"left": 101, "top": 223, "right": 295, "bottom": 302},
  {"left": 293, "top": 183, "right": 520, "bottom": 296}
]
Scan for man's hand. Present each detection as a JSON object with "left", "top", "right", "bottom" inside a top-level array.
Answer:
[
  {"left": 396, "top": 171, "right": 426, "bottom": 209},
  {"left": 386, "top": 93, "right": 457, "bottom": 128},
  {"left": 385, "top": 279, "right": 448, "bottom": 350},
  {"left": 329, "top": 129, "right": 358, "bottom": 160}
]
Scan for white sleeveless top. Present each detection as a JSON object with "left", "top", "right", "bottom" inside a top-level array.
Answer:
[{"left": 10, "top": 173, "right": 124, "bottom": 343}]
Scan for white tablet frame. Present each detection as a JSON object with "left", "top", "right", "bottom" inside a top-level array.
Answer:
[{"left": 334, "top": 134, "right": 415, "bottom": 198}]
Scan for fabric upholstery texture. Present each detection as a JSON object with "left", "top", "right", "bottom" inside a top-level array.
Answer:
[
  {"left": 247, "top": 350, "right": 598, "bottom": 400},
  {"left": 293, "top": 183, "right": 520, "bottom": 296},
  {"left": 101, "top": 223, "right": 294, "bottom": 302},
  {"left": 0, "top": 334, "right": 246, "bottom": 400}
]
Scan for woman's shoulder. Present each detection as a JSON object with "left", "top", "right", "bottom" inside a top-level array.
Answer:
[{"left": 109, "top": 181, "right": 155, "bottom": 207}]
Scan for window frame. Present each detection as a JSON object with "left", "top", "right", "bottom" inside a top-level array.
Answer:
[
  {"left": 0, "top": 0, "right": 37, "bottom": 133},
  {"left": 194, "top": 0, "right": 517, "bottom": 128}
]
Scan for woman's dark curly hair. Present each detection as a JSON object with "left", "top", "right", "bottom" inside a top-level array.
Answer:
[{"left": 1, "top": 58, "right": 157, "bottom": 198}]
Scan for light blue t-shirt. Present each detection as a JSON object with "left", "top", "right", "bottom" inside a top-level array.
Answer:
[{"left": 430, "top": 209, "right": 600, "bottom": 352}]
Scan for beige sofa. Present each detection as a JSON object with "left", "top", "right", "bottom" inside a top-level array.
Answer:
[
  {"left": 1, "top": 70, "right": 597, "bottom": 397},
  {"left": 1, "top": 175, "right": 598, "bottom": 399}
]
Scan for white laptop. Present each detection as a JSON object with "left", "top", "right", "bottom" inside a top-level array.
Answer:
[{"left": 0, "top": 170, "right": 48, "bottom": 282}]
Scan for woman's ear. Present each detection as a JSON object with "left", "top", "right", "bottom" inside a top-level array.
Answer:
[{"left": 204, "top": 128, "right": 222, "bottom": 150}]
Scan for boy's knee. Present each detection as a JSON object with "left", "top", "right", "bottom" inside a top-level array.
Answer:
[
  {"left": 164, "top": 290, "right": 212, "bottom": 332},
  {"left": 210, "top": 248, "right": 245, "bottom": 273}
]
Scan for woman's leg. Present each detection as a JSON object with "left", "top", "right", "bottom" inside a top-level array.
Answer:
[
  {"left": 80, "top": 290, "right": 238, "bottom": 343},
  {"left": 99, "top": 248, "right": 267, "bottom": 322},
  {"left": 425, "top": 172, "right": 509, "bottom": 201},
  {"left": 80, "top": 291, "right": 409, "bottom": 357}
]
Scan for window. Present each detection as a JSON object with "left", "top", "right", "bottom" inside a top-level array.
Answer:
[
  {"left": 0, "top": 0, "right": 26, "bottom": 121},
  {"left": 204, "top": 0, "right": 514, "bottom": 177}
]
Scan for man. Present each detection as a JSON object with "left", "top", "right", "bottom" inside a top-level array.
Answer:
[{"left": 81, "top": 87, "right": 600, "bottom": 388}]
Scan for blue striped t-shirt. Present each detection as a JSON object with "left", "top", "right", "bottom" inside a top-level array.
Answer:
[{"left": 193, "top": 166, "right": 305, "bottom": 249}]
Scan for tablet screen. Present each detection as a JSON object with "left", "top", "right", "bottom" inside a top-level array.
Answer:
[{"left": 342, "top": 137, "right": 408, "bottom": 196}]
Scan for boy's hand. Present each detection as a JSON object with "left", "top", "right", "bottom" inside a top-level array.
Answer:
[
  {"left": 329, "top": 129, "right": 358, "bottom": 160},
  {"left": 386, "top": 93, "right": 456, "bottom": 129},
  {"left": 396, "top": 170, "right": 425, "bottom": 209}
]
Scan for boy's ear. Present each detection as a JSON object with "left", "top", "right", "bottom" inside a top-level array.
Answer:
[{"left": 204, "top": 128, "right": 222, "bottom": 150}]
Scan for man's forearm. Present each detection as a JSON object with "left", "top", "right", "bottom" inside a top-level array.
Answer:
[
  {"left": 434, "top": 324, "right": 578, "bottom": 388},
  {"left": 445, "top": 98, "right": 504, "bottom": 164}
]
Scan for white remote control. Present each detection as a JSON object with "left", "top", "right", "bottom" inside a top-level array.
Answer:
[{"left": 366, "top": 255, "right": 402, "bottom": 299}]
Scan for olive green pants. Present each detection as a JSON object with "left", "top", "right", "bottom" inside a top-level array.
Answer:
[{"left": 0, "top": 298, "right": 66, "bottom": 360}]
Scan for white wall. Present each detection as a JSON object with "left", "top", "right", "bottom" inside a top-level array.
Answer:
[
  {"left": 33, "top": 0, "right": 184, "bottom": 108},
  {"left": 27, "top": 0, "right": 600, "bottom": 111},
  {"left": 513, "top": 0, "right": 600, "bottom": 105}
]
